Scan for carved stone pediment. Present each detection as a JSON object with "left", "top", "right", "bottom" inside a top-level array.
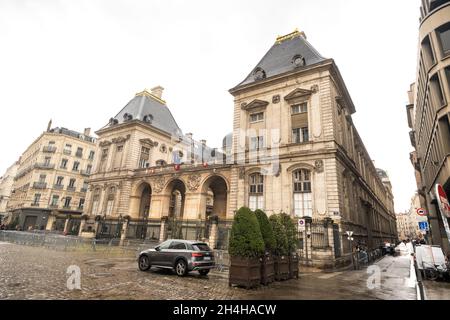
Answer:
[
  {"left": 99, "top": 140, "right": 112, "bottom": 147},
  {"left": 112, "top": 135, "right": 130, "bottom": 144},
  {"left": 284, "top": 88, "right": 313, "bottom": 102},
  {"left": 140, "top": 138, "right": 156, "bottom": 148},
  {"left": 241, "top": 99, "right": 269, "bottom": 111}
]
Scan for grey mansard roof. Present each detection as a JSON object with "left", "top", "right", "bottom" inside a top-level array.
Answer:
[
  {"left": 231, "top": 30, "right": 327, "bottom": 90},
  {"left": 108, "top": 90, "right": 183, "bottom": 137}
]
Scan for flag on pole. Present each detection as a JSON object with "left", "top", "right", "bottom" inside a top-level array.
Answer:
[{"left": 173, "top": 151, "right": 181, "bottom": 171}]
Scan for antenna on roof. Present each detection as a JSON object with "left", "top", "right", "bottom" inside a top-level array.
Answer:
[{"left": 47, "top": 119, "right": 52, "bottom": 132}]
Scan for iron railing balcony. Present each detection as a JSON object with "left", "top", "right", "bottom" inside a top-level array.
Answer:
[
  {"left": 67, "top": 186, "right": 76, "bottom": 192},
  {"left": 30, "top": 202, "right": 40, "bottom": 207},
  {"left": 49, "top": 204, "right": 58, "bottom": 209},
  {"left": 43, "top": 146, "right": 57, "bottom": 153},
  {"left": 35, "top": 163, "right": 55, "bottom": 170},
  {"left": 63, "top": 150, "right": 72, "bottom": 155},
  {"left": 32, "top": 182, "right": 47, "bottom": 189},
  {"left": 75, "top": 152, "right": 83, "bottom": 158},
  {"left": 53, "top": 184, "right": 64, "bottom": 190},
  {"left": 80, "top": 188, "right": 88, "bottom": 193},
  {"left": 63, "top": 205, "right": 71, "bottom": 210}
]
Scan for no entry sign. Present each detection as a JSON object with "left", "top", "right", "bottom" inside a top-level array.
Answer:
[{"left": 416, "top": 208, "right": 427, "bottom": 216}]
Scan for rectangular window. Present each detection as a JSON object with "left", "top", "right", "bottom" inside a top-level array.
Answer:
[
  {"left": 44, "top": 157, "right": 51, "bottom": 166},
  {"left": 76, "top": 147, "right": 83, "bottom": 158},
  {"left": 249, "top": 112, "right": 264, "bottom": 123},
  {"left": 249, "top": 195, "right": 264, "bottom": 211},
  {"left": 51, "top": 195, "right": 59, "bottom": 207},
  {"left": 139, "top": 146, "right": 150, "bottom": 168},
  {"left": 69, "top": 178, "right": 76, "bottom": 188},
  {"left": 86, "top": 165, "right": 92, "bottom": 174},
  {"left": 64, "top": 144, "right": 72, "bottom": 155},
  {"left": 64, "top": 197, "right": 72, "bottom": 208},
  {"left": 292, "top": 127, "right": 309, "bottom": 143},
  {"left": 421, "top": 36, "right": 436, "bottom": 68},
  {"left": 294, "top": 193, "right": 312, "bottom": 217},
  {"left": 89, "top": 150, "right": 95, "bottom": 160},
  {"left": 33, "top": 193, "right": 41, "bottom": 205},
  {"left": 106, "top": 200, "right": 114, "bottom": 215},
  {"left": 72, "top": 161, "right": 80, "bottom": 171},
  {"left": 38, "top": 174, "right": 46, "bottom": 183},
  {"left": 101, "top": 148, "right": 109, "bottom": 160},
  {"left": 79, "top": 198, "right": 85, "bottom": 210},
  {"left": 250, "top": 136, "right": 264, "bottom": 151},
  {"left": 56, "top": 176, "right": 64, "bottom": 185},
  {"left": 430, "top": 73, "right": 445, "bottom": 107},
  {"left": 60, "top": 159, "right": 68, "bottom": 169},
  {"left": 114, "top": 145, "right": 124, "bottom": 169},
  {"left": 437, "top": 22, "right": 450, "bottom": 55},
  {"left": 291, "top": 102, "right": 308, "bottom": 114}
]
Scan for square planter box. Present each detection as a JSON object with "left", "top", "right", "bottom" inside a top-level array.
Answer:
[
  {"left": 289, "top": 253, "right": 299, "bottom": 279},
  {"left": 229, "top": 256, "right": 261, "bottom": 289},
  {"left": 274, "top": 255, "right": 290, "bottom": 281},
  {"left": 261, "top": 254, "right": 275, "bottom": 285}
]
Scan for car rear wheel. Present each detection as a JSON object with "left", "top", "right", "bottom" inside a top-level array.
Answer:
[
  {"left": 175, "top": 260, "right": 187, "bottom": 277},
  {"left": 199, "top": 270, "right": 210, "bottom": 276},
  {"left": 138, "top": 255, "right": 151, "bottom": 271}
]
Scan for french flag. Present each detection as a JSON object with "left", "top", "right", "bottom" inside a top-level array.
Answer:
[{"left": 173, "top": 151, "right": 181, "bottom": 171}]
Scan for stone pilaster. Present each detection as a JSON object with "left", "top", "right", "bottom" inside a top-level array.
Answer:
[
  {"left": 208, "top": 216, "right": 219, "bottom": 249},
  {"left": 159, "top": 216, "right": 167, "bottom": 242}
]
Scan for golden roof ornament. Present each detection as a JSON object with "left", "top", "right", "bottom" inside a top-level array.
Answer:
[{"left": 275, "top": 28, "right": 306, "bottom": 44}]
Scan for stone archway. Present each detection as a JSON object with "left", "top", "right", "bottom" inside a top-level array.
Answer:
[
  {"left": 166, "top": 179, "right": 186, "bottom": 219},
  {"left": 200, "top": 175, "right": 228, "bottom": 220},
  {"left": 129, "top": 182, "right": 152, "bottom": 219}
]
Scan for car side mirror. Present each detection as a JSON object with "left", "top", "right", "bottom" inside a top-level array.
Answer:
[{"left": 155, "top": 246, "right": 160, "bottom": 251}]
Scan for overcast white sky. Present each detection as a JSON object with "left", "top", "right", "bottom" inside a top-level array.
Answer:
[{"left": 0, "top": 0, "right": 421, "bottom": 212}]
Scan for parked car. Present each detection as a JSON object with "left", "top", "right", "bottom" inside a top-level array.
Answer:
[{"left": 138, "top": 239, "right": 215, "bottom": 277}]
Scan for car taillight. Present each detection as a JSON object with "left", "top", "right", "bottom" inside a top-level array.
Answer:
[{"left": 192, "top": 252, "right": 203, "bottom": 257}]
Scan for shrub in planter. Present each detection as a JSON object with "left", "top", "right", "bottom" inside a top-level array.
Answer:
[
  {"left": 280, "top": 213, "right": 299, "bottom": 279},
  {"left": 254, "top": 209, "right": 276, "bottom": 285},
  {"left": 269, "top": 214, "right": 290, "bottom": 281},
  {"left": 228, "top": 207, "right": 265, "bottom": 289}
]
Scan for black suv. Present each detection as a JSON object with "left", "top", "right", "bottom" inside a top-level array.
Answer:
[{"left": 138, "top": 239, "right": 215, "bottom": 277}]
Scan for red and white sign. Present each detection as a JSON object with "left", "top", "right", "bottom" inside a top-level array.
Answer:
[
  {"left": 416, "top": 208, "right": 427, "bottom": 217},
  {"left": 436, "top": 184, "right": 450, "bottom": 218}
]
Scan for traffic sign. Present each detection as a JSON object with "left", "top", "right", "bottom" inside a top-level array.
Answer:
[
  {"left": 298, "top": 219, "right": 306, "bottom": 231},
  {"left": 346, "top": 231, "right": 353, "bottom": 237},
  {"left": 416, "top": 208, "right": 427, "bottom": 217},
  {"left": 418, "top": 221, "right": 429, "bottom": 231}
]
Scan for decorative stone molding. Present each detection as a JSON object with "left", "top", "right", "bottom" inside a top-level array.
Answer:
[
  {"left": 112, "top": 135, "right": 131, "bottom": 144},
  {"left": 272, "top": 95, "right": 280, "bottom": 104},
  {"left": 241, "top": 99, "right": 269, "bottom": 111},
  {"left": 99, "top": 140, "right": 112, "bottom": 147},
  {"left": 310, "top": 85, "right": 319, "bottom": 93},
  {"left": 187, "top": 174, "right": 201, "bottom": 191},
  {"left": 314, "top": 160, "right": 324, "bottom": 173},
  {"left": 140, "top": 138, "right": 157, "bottom": 148},
  {"left": 284, "top": 88, "right": 313, "bottom": 102},
  {"left": 153, "top": 176, "right": 165, "bottom": 193},
  {"left": 239, "top": 168, "right": 245, "bottom": 180}
]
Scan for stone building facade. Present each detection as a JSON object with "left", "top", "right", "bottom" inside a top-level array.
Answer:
[
  {"left": 6, "top": 125, "right": 97, "bottom": 233},
  {"left": 0, "top": 161, "right": 19, "bottom": 223},
  {"left": 406, "top": 0, "right": 450, "bottom": 253},
  {"left": 83, "top": 30, "right": 397, "bottom": 268}
]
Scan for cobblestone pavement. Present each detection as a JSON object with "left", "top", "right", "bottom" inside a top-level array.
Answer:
[{"left": 0, "top": 242, "right": 434, "bottom": 300}]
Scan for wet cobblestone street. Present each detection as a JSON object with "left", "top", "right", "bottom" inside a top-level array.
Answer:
[{"left": 1, "top": 242, "right": 448, "bottom": 300}]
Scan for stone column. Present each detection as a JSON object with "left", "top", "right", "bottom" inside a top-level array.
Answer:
[
  {"left": 120, "top": 218, "right": 129, "bottom": 246},
  {"left": 304, "top": 216, "right": 313, "bottom": 265},
  {"left": 78, "top": 216, "right": 87, "bottom": 236},
  {"left": 208, "top": 216, "right": 219, "bottom": 249},
  {"left": 63, "top": 216, "right": 71, "bottom": 234},
  {"left": 159, "top": 216, "right": 167, "bottom": 242}
]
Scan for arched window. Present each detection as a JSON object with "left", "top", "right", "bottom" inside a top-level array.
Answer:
[
  {"left": 105, "top": 186, "right": 116, "bottom": 216},
  {"left": 293, "top": 169, "right": 312, "bottom": 217},
  {"left": 249, "top": 173, "right": 264, "bottom": 211}
]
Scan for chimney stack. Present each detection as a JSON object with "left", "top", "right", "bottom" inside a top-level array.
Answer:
[
  {"left": 84, "top": 128, "right": 91, "bottom": 136},
  {"left": 151, "top": 86, "right": 164, "bottom": 99}
]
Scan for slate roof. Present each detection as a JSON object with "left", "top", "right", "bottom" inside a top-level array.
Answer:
[
  {"left": 232, "top": 30, "right": 327, "bottom": 90},
  {"left": 109, "top": 90, "right": 183, "bottom": 137}
]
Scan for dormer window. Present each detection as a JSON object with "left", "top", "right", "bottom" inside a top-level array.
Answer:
[
  {"left": 292, "top": 54, "right": 306, "bottom": 67},
  {"left": 143, "top": 114, "right": 154, "bottom": 124},
  {"left": 253, "top": 67, "right": 266, "bottom": 81},
  {"left": 123, "top": 113, "right": 133, "bottom": 121},
  {"left": 109, "top": 118, "right": 119, "bottom": 126}
]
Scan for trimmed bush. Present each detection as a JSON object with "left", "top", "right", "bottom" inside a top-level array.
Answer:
[
  {"left": 229, "top": 207, "right": 265, "bottom": 258},
  {"left": 254, "top": 209, "right": 276, "bottom": 253},
  {"left": 280, "top": 212, "right": 297, "bottom": 254},
  {"left": 269, "top": 214, "right": 288, "bottom": 257}
]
